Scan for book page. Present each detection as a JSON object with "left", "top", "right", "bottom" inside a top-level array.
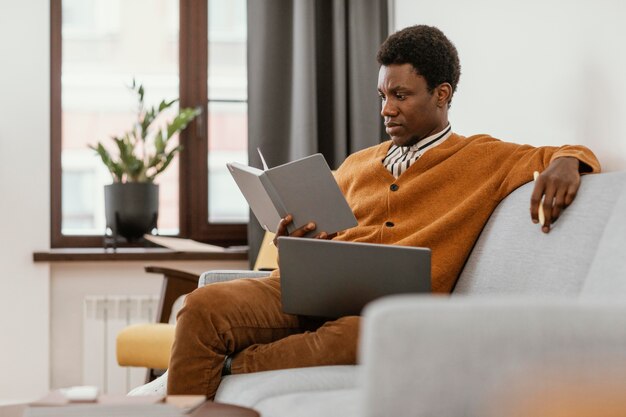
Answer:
[
  {"left": 144, "top": 235, "right": 226, "bottom": 252},
  {"left": 257, "top": 147, "right": 269, "bottom": 170}
]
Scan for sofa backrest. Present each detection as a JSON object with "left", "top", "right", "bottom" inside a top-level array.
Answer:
[
  {"left": 580, "top": 179, "right": 626, "bottom": 296},
  {"left": 453, "top": 171, "right": 626, "bottom": 296}
]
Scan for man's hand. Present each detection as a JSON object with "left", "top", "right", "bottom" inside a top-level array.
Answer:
[
  {"left": 272, "top": 214, "right": 336, "bottom": 247},
  {"left": 530, "top": 157, "right": 581, "bottom": 233}
]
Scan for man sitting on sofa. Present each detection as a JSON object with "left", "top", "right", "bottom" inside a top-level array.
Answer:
[{"left": 168, "top": 24, "right": 600, "bottom": 398}]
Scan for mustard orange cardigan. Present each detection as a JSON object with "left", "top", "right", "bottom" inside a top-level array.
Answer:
[{"left": 332, "top": 133, "right": 600, "bottom": 293}]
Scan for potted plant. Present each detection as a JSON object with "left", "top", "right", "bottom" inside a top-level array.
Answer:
[{"left": 90, "top": 79, "right": 200, "bottom": 242}]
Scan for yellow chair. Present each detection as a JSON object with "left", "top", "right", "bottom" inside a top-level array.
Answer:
[{"left": 116, "top": 232, "right": 277, "bottom": 382}]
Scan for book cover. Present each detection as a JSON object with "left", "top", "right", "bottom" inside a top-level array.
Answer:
[{"left": 227, "top": 152, "right": 357, "bottom": 236}]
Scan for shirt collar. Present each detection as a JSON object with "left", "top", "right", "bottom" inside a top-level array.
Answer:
[{"left": 403, "top": 123, "right": 452, "bottom": 154}]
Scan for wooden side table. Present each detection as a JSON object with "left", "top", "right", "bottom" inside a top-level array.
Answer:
[
  {"left": 0, "top": 403, "right": 26, "bottom": 417},
  {"left": 0, "top": 401, "right": 259, "bottom": 417},
  {"left": 191, "top": 402, "right": 259, "bottom": 417}
]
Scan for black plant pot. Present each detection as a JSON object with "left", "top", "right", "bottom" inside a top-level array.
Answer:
[{"left": 104, "top": 183, "right": 159, "bottom": 242}]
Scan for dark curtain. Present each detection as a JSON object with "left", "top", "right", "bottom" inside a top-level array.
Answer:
[{"left": 247, "top": 0, "right": 389, "bottom": 266}]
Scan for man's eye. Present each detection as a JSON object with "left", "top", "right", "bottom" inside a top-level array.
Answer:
[{"left": 395, "top": 94, "right": 406, "bottom": 100}]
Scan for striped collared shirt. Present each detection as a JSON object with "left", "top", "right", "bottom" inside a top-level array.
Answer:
[{"left": 383, "top": 124, "right": 452, "bottom": 178}]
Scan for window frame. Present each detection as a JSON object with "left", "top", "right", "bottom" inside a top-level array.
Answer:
[{"left": 50, "top": 0, "right": 247, "bottom": 248}]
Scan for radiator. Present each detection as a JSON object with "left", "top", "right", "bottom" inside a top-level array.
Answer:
[{"left": 82, "top": 295, "right": 159, "bottom": 394}]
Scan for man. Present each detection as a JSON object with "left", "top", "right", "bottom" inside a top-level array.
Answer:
[{"left": 168, "top": 25, "right": 599, "bottom": 397}]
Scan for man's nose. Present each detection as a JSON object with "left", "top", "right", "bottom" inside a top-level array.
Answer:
[{"left": 381, "top": 99, "right": 398, "bottom": 117}]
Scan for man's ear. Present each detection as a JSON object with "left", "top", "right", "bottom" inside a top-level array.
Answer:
[{"left": 435, "top": 83, "right": 452, "bottom": 108}]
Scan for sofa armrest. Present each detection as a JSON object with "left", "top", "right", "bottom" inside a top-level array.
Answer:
[
  {"left": 117, "top": 323, "right": 175, "bottom": 369},
  {"left": 360, "top": 296, "right": 626, "bottom": 417},
  {"left": 145, "top": 266, "right": 199, "bottom": 324},
  {"left": 198, "top": 270, "right": 271, "bottom": 287}
]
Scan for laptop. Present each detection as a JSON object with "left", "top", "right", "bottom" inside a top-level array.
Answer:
[{"left": 278, "top": 237, "right": 431, "bottom": 318}]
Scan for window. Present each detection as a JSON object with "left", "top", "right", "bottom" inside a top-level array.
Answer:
[
  {"left": 207, "top": 0, "right": 248, "bottom": 224},
  {"left": 51, "top": 0, "right": 248, "bottom": 247}
]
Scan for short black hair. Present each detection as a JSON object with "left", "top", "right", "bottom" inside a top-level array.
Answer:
[{"left": 377, "top": 25, "right": 461, "bottom": 104}]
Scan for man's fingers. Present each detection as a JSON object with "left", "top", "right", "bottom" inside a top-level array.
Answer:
[
  {"left": 530, "top": 158, "right": 582, "bottom": 234},
  {"left": 273, "top": 214, "right": 294, "bottom": 246},
  {"left": 564, "top": 183, "right": 579, "bottom": 206},
  {"left": 277, "top": 214, "right": 293, "bottom": 233},
  {"left": 313, "top": 232, "right": 336, "bottom": 240},
  {"left": 550, "top": 183, "right": 579, "bottom": 227},
  {"left": 551, "top": 188, "right": 568, "bottom": 223},
  {"left": 273, "top": 216, "right": 318, "bottom": 246},
  {"left": 291, "top": 222, "right": 316, "bottom": 237}
]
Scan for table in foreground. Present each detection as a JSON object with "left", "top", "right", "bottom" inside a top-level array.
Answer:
[{"left": 0, "top": 401, "right": 259, "bottom": 417}]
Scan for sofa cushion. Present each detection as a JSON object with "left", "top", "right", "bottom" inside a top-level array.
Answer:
[
  {"left": 128, "top": 365, "right": 359, "bottom": 406},
  {"left": 454, "top": 172, "right": 626, "bottom": 295},
  {"left": 215, "top": 365, "right": 358, "bottom": 408},
  {"left": 128, "top": 370, "right": 168, "bottom": 396},
  {"left": 253, "top": 388, "right": 362, "bottom": 417}
]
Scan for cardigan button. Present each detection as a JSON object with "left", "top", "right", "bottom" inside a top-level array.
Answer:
[
  {"left": 385, "top": 221, "right": 395, "bottom": 228},
  {"left": 390, "top": 184, "right": 399, "bottom": 191}
]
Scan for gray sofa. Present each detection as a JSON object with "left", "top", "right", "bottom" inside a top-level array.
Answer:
[{"left": 133, "top": 171, "right": 626, "bottom": 416}]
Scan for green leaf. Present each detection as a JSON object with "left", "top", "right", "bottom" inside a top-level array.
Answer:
[
  {"left": 113, "top": 134, "right": 143, "bottom": 181},
  {"left": 140, "top": 107, "right": 157, "bottom": 141},
  {"left": 166, "top": 107, "right": 201, "bottom": 139},
  {"left": 148, "top": 145, "right": 183, "bottom": 181},
  {"left": 89, "top": 142, "right": 124, "bottom": 182},
  {"left": 158, "top": 98, "right": 178, "bottom": 112},
  {"left": 88, "top": 79, "right": 201, "bottom": 183},
  {"left": 154, "top": 130, "right": 165, "bottom": 154}
]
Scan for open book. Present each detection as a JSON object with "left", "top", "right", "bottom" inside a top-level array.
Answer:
[{"left": 227, "top": 151, "right": 357, "bottom": 236}]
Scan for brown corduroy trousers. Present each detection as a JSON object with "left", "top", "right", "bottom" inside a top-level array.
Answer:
[{"left": 167, "top": 275, "right": 360, "bottom": 399}]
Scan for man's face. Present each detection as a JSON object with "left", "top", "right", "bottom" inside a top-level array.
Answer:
[{"left": 377, "top": 64, "right": 449, "bottom": 147}]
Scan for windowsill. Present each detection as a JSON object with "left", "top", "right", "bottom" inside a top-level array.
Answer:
[{"left": 33, "top": 247, "right": 248, "bottom": 262}]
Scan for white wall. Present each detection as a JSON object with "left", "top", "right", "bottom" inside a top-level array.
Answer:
[
  {"left": 0, "top": 0, "right": 51, "bottom": 401},
  {"left": 394, "top": 0, "right": 626, "bottom": 171},
  {"left": 0, "top": 2, "right": 248, "bottom": 400},
  {"left": 50, "top": 259, "right": 247, "bottom": 392}
]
